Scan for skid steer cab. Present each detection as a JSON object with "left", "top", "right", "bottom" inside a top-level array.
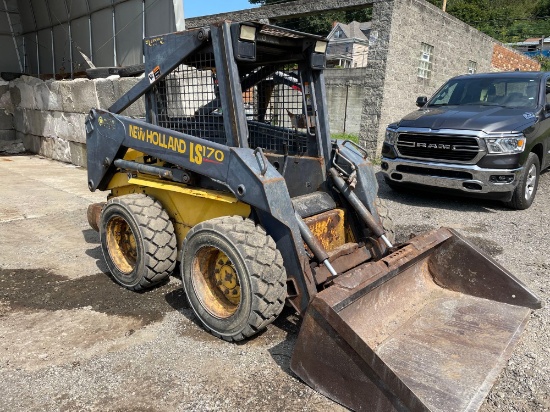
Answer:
[{"left": 85, "top": 21, "right": 541, "bottom": 411}]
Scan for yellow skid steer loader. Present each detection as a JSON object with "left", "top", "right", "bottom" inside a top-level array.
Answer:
[{"left": 85, "top": 21, "right": 541, "bottom": 411}]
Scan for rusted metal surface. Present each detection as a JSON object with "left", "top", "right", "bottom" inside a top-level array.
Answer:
[
  {"left": 291, "top": 228, "right": 541, "bottom": 411},
  {"left": 304, "top": 208, "right": 347, "bottom": 253},
  {"left": 313, "top": 244, "right": 372, "bottom": 285},
  {"left": 86, "top": 202, "right": 105, "bottom": 232}
]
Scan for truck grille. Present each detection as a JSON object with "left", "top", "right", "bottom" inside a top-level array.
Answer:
[{"left": 396, "top": 134, "right": 480, "bottom": 161}]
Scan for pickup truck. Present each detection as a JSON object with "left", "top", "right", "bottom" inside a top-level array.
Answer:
[{"left": 381, "top": 71, "right": 550, "bottom": 209}]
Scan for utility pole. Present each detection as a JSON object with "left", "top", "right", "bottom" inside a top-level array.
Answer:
[{"left": 442, "top": 0, "right": 447, "bottom": 12}]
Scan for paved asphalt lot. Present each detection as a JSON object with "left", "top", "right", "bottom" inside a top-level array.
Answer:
[{"left": 0, "top": 154, "right": 548, "bottom": 411}]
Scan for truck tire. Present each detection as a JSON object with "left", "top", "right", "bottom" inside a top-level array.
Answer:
[
  {"left": 505, "top": 152, "right": 540, "bottom": 210},
  {"left": 181, "top": 216, "right": 286, "bottom": 342},
  {"left": 375, "top": 197, "right": 395, "bottom": 244},
  {"left": 100, "top": 194, "right": 177, "bottom": 290}
]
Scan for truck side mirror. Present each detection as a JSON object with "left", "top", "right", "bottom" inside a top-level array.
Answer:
[{"left": 416, "top": 96, "right": 428, "bottom": 107}]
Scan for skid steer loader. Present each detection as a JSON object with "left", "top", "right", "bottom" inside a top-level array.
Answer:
[{"left": 85, "top": 21, "right": 541, "bottom": 411}]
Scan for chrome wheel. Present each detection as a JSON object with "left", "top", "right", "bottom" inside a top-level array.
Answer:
[{"left": 524, "top": 163, "right": 537, "bottom": 201}]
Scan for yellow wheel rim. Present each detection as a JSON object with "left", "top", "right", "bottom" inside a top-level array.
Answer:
[
  {"left": 105, "top": 216, "right": 137, "bottom": 274},
  {"left": 192, "top": 247, "right": 241, "bottom": 318}
]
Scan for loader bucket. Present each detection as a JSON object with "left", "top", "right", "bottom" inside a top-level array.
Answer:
[{"left": 291, "top": 228, "right": 541, "bottom": 412}]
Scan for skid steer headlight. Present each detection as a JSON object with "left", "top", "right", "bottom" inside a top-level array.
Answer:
[
  {"left": 485, "top": 134, "right": 526, "bottom": 154},
  {"left": 315, "top": 41, "right": 328, "bottom": 54},
  {"left": 385, "top": 128, "right": 399, "bottom": 145},
  {"left": 239, "top": 24, "right": 257, "bottom": 42}
]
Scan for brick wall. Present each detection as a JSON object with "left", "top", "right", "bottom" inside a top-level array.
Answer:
[{"left": 492, "top": 44, "right": 541, "bottom": 72}]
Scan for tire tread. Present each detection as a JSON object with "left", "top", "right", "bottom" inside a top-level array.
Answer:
[
  {"left": 102, "top": 194, "right": 177, "bottom": 291},
  {"left": 183, "top": 216, "right": 286, "bottom": 341}
]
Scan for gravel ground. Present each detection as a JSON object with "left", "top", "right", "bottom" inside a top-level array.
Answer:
[{"left": 0, "top": 156, "right": 548, "bottom": 411}]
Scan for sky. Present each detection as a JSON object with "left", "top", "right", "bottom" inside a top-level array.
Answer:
[{"left": 184, "top": 0, "right": 258, "bottom": 18}]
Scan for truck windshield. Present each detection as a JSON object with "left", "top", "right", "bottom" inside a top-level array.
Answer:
[{"left": 428, "top": 77, "right": 539, "bottom": 109}]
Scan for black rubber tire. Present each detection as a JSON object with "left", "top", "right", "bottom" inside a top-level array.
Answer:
[
  {"left": 181, "top": 216, "right": 286, "bottom": 342},
  {"left": 374, "top": 197, "right": 395, "bottom": 244},
  {"left": 99, "top": 194, "right": 177, "bottom": 290},
  {"left": 504, "top": 152, "right": 540, "bottom": 210}
]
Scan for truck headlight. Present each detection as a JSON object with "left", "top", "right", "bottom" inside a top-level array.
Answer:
[
  {"left": 485, "top": 135, "right": 526, "bottom": 154},
  {"left": 385, "top": 128, "right": 398, "bottom": 145}
]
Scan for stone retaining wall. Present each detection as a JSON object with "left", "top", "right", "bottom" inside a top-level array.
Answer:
[{"left": 9, "top": 75, "right": 144, "bottom": 166}]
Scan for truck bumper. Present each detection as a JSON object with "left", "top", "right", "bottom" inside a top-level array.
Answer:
[{"left": 381, "top": 157, "right": 523, "bottom": 199}]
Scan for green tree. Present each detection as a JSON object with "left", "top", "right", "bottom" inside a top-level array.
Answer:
[{"left": 425, "top": 0, "right": 550, "bottom": 43}]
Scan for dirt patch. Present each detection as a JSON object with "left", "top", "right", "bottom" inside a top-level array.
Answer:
[
  {"left": 0, "top": 269, "right": 188, "bottom": 371},
  {"left": 0, "top": 269, "right": 187, "bottom": 322}
]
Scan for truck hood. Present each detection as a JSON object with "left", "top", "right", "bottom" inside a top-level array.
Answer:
[{"left": 397, "top": 105, "right": 537, "bottom": 133}]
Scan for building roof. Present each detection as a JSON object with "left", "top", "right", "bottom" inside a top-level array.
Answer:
[
  {"left": 524, "top": 37, "right": 550, "bottom": 43},
  {"left": 327, "top": 21, "right": 371, "bottom": 42},
  {"left": 506, "top": 36, "right": 550, "bottom": 47}
]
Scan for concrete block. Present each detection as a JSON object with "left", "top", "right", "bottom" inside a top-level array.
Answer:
[
  {"left": 13, "top": 109, "right": 87, "bottom": 145},
  {"left": 55, "top": 112, "right": 87, "bottom": 144},
  {"left": 0, "top": 139, "right": 24, "bottom": 154},
  {"left": 95, "top": 77, "right": 117, "bottom": 110},
  {"left": 69, "top": 141, "right": 87, "bottom": 167},
  {"left": 0, "top": 129, "right": 16, "bottom": 141},
  {"left": 34, "top": 80, "right": 63, "bottom": 112},
  {"left": 57, "top": 81, "right": 75, "bottom": 113},
  {"left": 38, "top": 135, "right": 54, "bottom": 159},
  {"left": 113, "top": 77, "right": 146, "bottom": 117},
  {"left": 22, "top": 109, "right": 46, "bottom": 137},
  {"left": 13, "top": 108, "right": 25, "bottom": 133},
  {"left": 21, "top": 132, "right": 40, "bottom": 154},
  {"left": 21, "top": 132, "right": 86, "bottom": 166},
  {"left": 72, "top": 79, "right": 100, "bottom": 113},
  {"left": 0, "top": 81, "right": 13, "bottom": 114},
  {"left": 50, "top": 137, "right": 72, "bottom": 163},
  {"left": 23, "top": 134, "right": 71, "bottom": 163},
  {"left": 9, "top": 76, "right": 44, "bottom": 110},
  {"left": 0, "top": 111, "right": 13, "bottom": 129}
]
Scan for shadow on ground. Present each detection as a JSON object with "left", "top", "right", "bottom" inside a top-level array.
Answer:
[{"left": 375, "top": 171, "right": 511, "bottom": 214}]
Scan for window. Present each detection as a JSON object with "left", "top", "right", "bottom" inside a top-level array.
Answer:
[
  {"left": 428, "top": 77, "right": 539, "bottom": 109},
  {"left": 430, "top": 82, "right": 458, "bottom": 105},
  {"left": 418, "top": 43, "right": 434, "bottom": 79},
  {"left": 468, "top": 60, "right": 477, "bottom": 74},
  {"left": 546, "top": 79, "right": 550, "bottom": 105}
]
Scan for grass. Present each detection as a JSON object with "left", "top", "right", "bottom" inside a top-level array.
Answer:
[
  {"left": 331, "top": 132, "right": 359, "bottom": 144},
  {"left": 330, "top": 132, "right": 382, "bottom": 164}
]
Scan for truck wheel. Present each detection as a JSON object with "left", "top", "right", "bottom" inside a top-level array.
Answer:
[
  {"left": 505, "top": 153, "right": 540, "bottom": 210},
  {"left": 375, "top": 197, "right": 396, "bottom": 244},
  {"left": 181, "top": 216, "right": 286, "bottom": 342},
  {"left": 100, "top": 194, "right": 177, "bottom": 290}
]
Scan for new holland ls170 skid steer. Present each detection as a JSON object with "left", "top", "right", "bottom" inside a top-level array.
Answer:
[{"left": 85, "top": 21, "right": 541, "bottom": 411}]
